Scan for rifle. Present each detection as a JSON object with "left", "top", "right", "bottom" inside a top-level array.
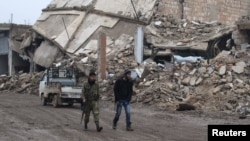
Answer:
[{"left": 80, "top": 102, "right": 85, "bottom": 124}]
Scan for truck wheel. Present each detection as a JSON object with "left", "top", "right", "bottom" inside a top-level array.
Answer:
[
  {"left": 52, "top": 94, "right": 59, "bottom": 108},
  {"left": 41, "top": 95, "right": 47, "bottom": 106}
]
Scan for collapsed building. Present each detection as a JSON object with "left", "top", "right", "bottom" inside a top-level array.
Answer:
[
  {"left": 0, "top": 24, "right": 33, "bottom": 75},
  {"left": 1, "top": 0, "right": 250, "bottom": 116}
]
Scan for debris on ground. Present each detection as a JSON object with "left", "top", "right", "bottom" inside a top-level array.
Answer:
[{"left": 0, "top": 72, "right": 42, "bottom": 95}]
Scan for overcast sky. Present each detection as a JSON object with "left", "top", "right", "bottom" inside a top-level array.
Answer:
[{"left": 0, "top": 0, "right": 51, "bottom": 25}]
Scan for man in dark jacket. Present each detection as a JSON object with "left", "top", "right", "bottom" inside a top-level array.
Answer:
[
  {"left": 81, "top": 71, "right": 103, "bottom": 132},
  {"left": 112, "top": 69, "right": 134, "bottom": 131}
]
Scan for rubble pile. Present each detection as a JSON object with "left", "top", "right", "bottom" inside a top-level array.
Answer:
[
  {"left": 0, "top": 72, "right": 42, "bottom": 95},
  {"left": 100, "top": 48, "right": 250, "bottom": 115},
  {"left": 146, "top": 14, "right": 225, "bottom": 43}
]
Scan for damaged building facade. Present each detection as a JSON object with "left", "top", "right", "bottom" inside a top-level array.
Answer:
[
  {"left": 1, "top": 0, "right": 250, "bottom": 116},
  {"left": 17, "top": 0, "right": 158, "bottom": 76},
  {"left": 5, "top": 0, "right": 250, "bottom": 76},
  {"left": 0, "top": 24, "right": 31, "bottom": 75},
  {"left": 159, "top": 0, "right": 250, "bottom": 25}
]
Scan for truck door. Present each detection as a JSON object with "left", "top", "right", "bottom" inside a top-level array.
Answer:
[{"left": 39, "top": 73, "right": 47, "bottom": 97}]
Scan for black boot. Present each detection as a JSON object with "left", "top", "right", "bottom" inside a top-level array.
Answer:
[
  {"left": 126, "top": 122, "right": 134, "bottom": 131},
  {"left": 96, "top": 123, "right": 103, "bottom": 132},
  {"left": 84, "top": 122, "right": 88, "bottom": 131},
  {"left": 112, "top": 120, "right": 117, "bottom": 130}
]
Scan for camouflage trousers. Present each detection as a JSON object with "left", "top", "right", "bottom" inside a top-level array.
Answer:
[{"left": 84, "top": 101, "right": 99, "bottom": 124}]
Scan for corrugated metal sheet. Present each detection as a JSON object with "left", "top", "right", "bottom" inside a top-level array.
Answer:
[{"left": 0, "top": 37, "right": 9, "bottom": 55}]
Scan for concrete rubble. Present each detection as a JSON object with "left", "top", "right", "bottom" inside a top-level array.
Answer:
[
  {"left": 0, "top": 72, "right": 42, "bottom": 95},
  {"left": 99, "top": 43, "right": 250, "bottom": 116}
]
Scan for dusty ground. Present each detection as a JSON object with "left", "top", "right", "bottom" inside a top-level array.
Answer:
[{"left": 0, "top": 91, "right": 249, "bottom": 141}]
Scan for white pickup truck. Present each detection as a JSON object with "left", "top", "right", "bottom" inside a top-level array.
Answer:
[{"left": 39, "top": 67, "right": 82, "bottom": 107}]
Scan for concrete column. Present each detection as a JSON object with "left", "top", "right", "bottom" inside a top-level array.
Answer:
[
  {"left": 8, "top": 49, "right": 13, "bottom": 76},
  {"left": 97, "top": 32, "right": 107, "bottom": 80}
]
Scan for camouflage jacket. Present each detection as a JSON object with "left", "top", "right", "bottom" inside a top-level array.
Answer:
[{"left": 82, "top": 82, "right": 99, "bottom": 102}]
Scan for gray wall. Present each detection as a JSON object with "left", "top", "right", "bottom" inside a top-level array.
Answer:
[{"left": 0, "top": 36, "right": 9, "bottom": 55}]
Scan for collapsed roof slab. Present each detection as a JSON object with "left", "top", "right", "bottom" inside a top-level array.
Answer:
[
  {"left": 48, "top": 0, "right": 93, "bottom": 8},
  {"left": 46, "top": 0, "right": 157, "bottom": 23},
  {"left": 33, "top": 10, "right": 119, "bottom": 54},
  {"left": 33, "top": 10, "right": 85, "bottom": 50},
  {"left": 66, "top": 13, "right": 119, "bottom": 53},
  {"left": 94, "top": 0, "right": 157, "bottom": 22}
]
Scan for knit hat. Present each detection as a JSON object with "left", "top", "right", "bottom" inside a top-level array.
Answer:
[{"left": 124, "top": 69, "right": 131, "bottom": 75}]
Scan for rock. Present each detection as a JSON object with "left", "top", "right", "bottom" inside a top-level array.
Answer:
[
  {"left": 154, "top": 21, "right": 163, "bottom": 27},
  {"left": 207, "top": 67, "right": 214, "bottom": 74},
  {"left": 183, "top": 86, "right": 190, "bottom": 94},
  {"left": 224, "top": 83, "right": 234, "bottom": 89},
  {"left": 130, "top": 61, "right": 138, "bottom": 67},
  {"left": 189, "top": 69, "right": 197, "bottom": 75},
  {"left": 182, "top": 76, "right": 191, "bottom": 85},
  {"left": 144, "top": 80, "right": 154, "bottom": 86},
  {"left": 232, "top": 66, "right": 244, "bottom": 74},
  {"left": 225, "top": 103, "right": 233, "bottom": 110},
  {"left": 117, "top": 53, "right": 123, "bottom": 59},
  {"left": 219, "top": 65, "right": 226, "bottom": 75},
  {"left": 174, "top": 73, "right": 180, "bottom": 77},
  {"left": 118, "top": 60, "right": 123, "bottom": 64},
  {"left": 225, "top": 75, "right": 233, "bottom": 82},
  {"left": 198, "top": 67, "right": 206, "bottom": 74},
  {"left": 234, "top": 89, "right": 246, "bottom": 94},
  {"left": 212, "top": 86, "right": 221, "bottom": 94},
  {"left": 143, "top": 97, "right": 153, "bottom": 104},
  {"left": 190, "top": 76, "right": 197, "bottom": 86},
  {"left": 166, "top": 82, "right": 175, "bottom": 90},
  {"left": 181, "top": 64, "right": 190, "bottom": 72},
  {"left": 236, "top": 79, "right": 244, "bottom": 83},
  {"left": 195, "top": 77, "right": 203, "bottom": 85},
  {"left": 236, "top": 61, "right": 247, "bottom": 68},
  {"left": 204, "top": 74, "right": 210, "bottom": 78},
  {"left": 0, "top": 83, "right": 4, "bottom": 89}
]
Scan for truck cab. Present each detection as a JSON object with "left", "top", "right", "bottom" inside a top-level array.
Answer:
[{"left": 39, "top": 67, "right": 82, "bottom": 107}]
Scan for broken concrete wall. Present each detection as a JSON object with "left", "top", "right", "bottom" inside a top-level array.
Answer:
[
  {"left": 0, "top": 24, "right": 32, "bottom": 75},
  {"left": 12, "top": 52, "right": 30, "bottom": 73},
  {"left": 232, "top": 15, "right": 250, "bottom": 49},
  {"left": 232, "top": 30, "right": 250, "bottom": 48},
  {"left": 159, "top": 0, "right": 250, "bottom": 25}
]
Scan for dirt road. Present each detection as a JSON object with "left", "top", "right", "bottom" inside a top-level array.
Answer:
[{"left": 0, "top": 92, "right": 248, "bottom": 141}]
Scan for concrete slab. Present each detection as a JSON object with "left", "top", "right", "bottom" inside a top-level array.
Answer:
[
  {"left": 95, "top": 0, "right": 157, "bottom": 21},
  {"left": 66, "top": 13, "right": 119, "bottom": 53},
  {"left": 48, "top": 0, "right": 93, "bottom": 8},
  {"left": 33, "top": 41, "right": 59, "bottom": 68}
]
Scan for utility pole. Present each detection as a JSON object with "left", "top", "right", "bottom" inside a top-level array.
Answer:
[{"left": 97, "top": 31, "right": 107, "bottom": 81}]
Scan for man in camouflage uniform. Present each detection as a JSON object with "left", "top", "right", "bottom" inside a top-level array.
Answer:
[{"left": 81, "top": 71, "right": 103, "bottom": 132}]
